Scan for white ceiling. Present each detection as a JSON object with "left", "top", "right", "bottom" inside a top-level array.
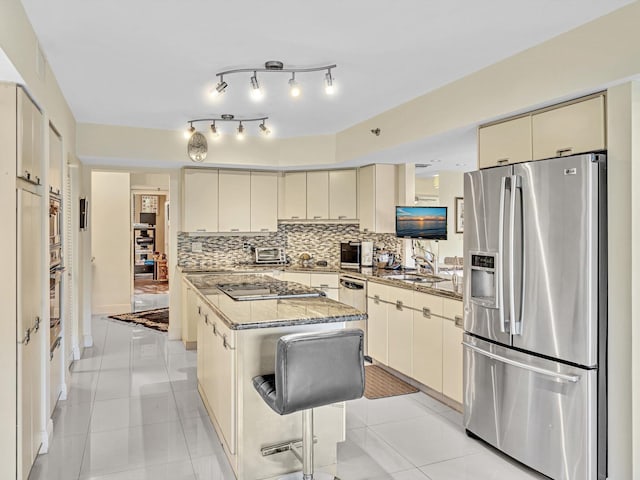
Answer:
[{"left": 18, "top": 0, "right": 632, "bottom": 169}]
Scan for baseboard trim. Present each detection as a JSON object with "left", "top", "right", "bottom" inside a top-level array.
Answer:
[
  {"left": 40, "top": 419, "right": 54, "bottom": 454},
  {"left": 83, "top": 334, "right": 93, "bottom": 348}
]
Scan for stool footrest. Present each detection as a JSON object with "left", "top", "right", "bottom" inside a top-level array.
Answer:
[{"left": 260, "top": 437, "right": 318, "bottom": 460}]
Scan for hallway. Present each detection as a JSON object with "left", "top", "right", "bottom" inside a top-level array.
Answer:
[{"left": 29, "top": 316, "right": 542, "bottom": 480}]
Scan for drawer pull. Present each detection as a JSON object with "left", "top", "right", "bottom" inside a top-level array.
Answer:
[
  {"left": 454, "top": 315, "right": 464, "bottom": 328},
  {"left": 223, "top": 334, "right": 234, "bottom": 350},
  {"left": 291, "top": 216, "right": 299, "bottom": 219},
  {"left": 496, "top": 158, "right": 509, "bottom": 164},
  {"left": 212, "top": 322, "right": 218, "bottom": 336},
  {"left": 19, "top": 328, "right": 31, "bottom": 346},
  {"left": 556, "top": 147, "right": 573, "bottom": 156},
  {"left": 422, "top": 307, "right": 431, "bottom": 318},
  {"left": 313, "top": 216, "right": 322, "bottom": 219},
  {"left": 197, "top": 305, "right": 201, "bottom": 315},
  {"left": 231, "top": 228, "right": 240, "bottom": 232},
  {"left": 373, "top": 294, "right": 380, "bottom": 304},
  {"left": 338, "top": 215, "right": 347, "bottom": 219},
  {"left": 33, "top": 316, "right": 41, "bottom": 332},
  {"left": 204, "top": 314, "right": 209, "bottom": 325},
  {"left": 196, "top": 229, "right": 206, "bottom": 232},
  {"left": 261, "top": 228, "right": 269, "bottom": 232},
  {"left": 396, "top": 300, "right": 403, "bottom": 311},
  {"left": 319, "top": 284, "right": 329, "bottom": 288}
]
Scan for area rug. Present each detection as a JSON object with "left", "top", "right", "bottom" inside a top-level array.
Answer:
[
  {"left": 364, "top": 365, "right": 419, "bottom": 400},
  {"left": 109, "top": 307, "right": 169, "bottom": 333}
]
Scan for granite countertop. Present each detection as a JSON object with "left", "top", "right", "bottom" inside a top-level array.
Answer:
[
  {"left": 184, "top": 274, "right": 367, "bottom": 331},
  {"left": 179, "top": 265, "right": 463, "bottom": 301}
]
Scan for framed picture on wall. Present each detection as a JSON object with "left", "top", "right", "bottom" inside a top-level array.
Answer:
[{"left": 455, "top": 197, "right": 464, "bottom": 233}]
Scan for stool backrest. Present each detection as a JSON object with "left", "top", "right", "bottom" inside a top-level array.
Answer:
[{"left": 274, "top": 329, "right": 365, "bottom": 415}]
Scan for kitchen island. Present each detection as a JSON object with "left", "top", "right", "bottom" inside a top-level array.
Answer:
[{"left": 183, "top": 273, "right": 367, "bottom": 480}]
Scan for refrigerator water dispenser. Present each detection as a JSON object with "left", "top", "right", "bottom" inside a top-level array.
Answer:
[{"left": 469, "top": 252, "right": 498, "bottom": 308}]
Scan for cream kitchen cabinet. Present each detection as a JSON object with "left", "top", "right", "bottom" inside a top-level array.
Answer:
[
  {"left": 310, "top": 272, "right": 339, "bottom": 301},
  {"left": 197, "top": 301, "right": 237, "bottom": 455},
  {"left": 366, "top": 281, "right": 389, "bottom": 365},
  {"left": 182, "top": 168, "right": 219, "bottom": 232},
  {"left": 442, "top": 298, "right": 464, "bottom": 404},
  {"left": 250, "top": 171, "right": 278, "bottom": 232},
  {"left": 532, "top": 95, "right": 606, "bottom": 160},
  {"left": 306, "top": 171, "right": 329, "bottom": 220},
  {"left": 218, "top": 170, "right": 251, "bottom": 233},
  {"left": 358, "top": 164, "right": 396, "bottom": 233},
  {"left": 282, "top": 271, "right": 311, "bottom": 286},
  {"left": 17, "top": 86, "right": 43, "bottom": 185},
  {"left": 386, "top": 286, "right": 414, "bottom": 377},
  {"left": 478, "top": 116, "right": 532, "bottom": 169},
  {"left": 181, "top": 279, "right": 198, "bottom": 349},
  {"left": 48, "top": 125, "right": 62, "bottom": 195},
  {"left": 279, "top": 171, "right": 307, "bottom": 220},
  {"left": 412, "top": 292, "right": 443, "bottom": 393},
  {"left": 329, "top": 169, "right": 357, "bottom": 220}
]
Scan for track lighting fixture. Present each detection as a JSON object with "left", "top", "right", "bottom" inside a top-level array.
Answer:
[
  {"left": 288, "top": 73, "right": 301, "bottom": 98},
  {"left": 184, "top": 123, "right": 196, "bottom": 139},
  {"left": 185, "top": 115, "right": 270, "bottom": 146},
  {"left": 250, "top": 72, "right": 263, "bottom": 100},
  {"left": 212, "top": 60, "right": 337, "bottom": 99}
]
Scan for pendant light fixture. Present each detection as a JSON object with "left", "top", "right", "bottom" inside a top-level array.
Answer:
[{"left": 211, "top": 61, "right": 337, "bottom": 99}]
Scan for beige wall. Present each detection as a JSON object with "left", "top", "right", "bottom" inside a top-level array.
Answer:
[
  {"left": 436, "top": 172, "right": 464, "bottom": 260},
  {"left": 415, "top": 177, "right": 439, "bottom": 197},
  {"left": 631, "top": 80, "right": 640, "bottom": 480},
  {"left": 91, "top": 171, "right": 131, "bottom": 314}
]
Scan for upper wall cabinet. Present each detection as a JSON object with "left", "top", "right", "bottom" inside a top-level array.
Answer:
[
  {"left": 532, "top": 95, "right": 606, "bottom": 160},
  {"left": 279, "top": 172, "right": 307, "bottom": 220},
  {"left": 182, "top": 168, "right": 219, "bottom": 232},
  {"left": 306, "top": 171, "right": 329, "bottom": 220},
  {"left": 17, "top": 87, "right": 43, "bottom": 185},
  {"left": 250, "top": 171, "right": 278, "bottom": 232},
  {"left": 478, "top": 116, "right": 532, "bottom": 169},
  {"left": 279, "top": 169, "right": 358, "bottom": 221},
  {"left": 358, "top": 164, "right": 396, "bottom": 233},
  {"left": 478, "top": 94, "right": 606, "bottom": 169},
  {"left": 218, "top": 170, "right": 251, "bottom": 233},
  {"left": 49, "top": 125, "right": 62, "bottom": 195},
  {"left": 329, "top": 169, "right": 357, "bottom": 220}
]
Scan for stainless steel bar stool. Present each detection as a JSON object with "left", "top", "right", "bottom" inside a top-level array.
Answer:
[{"left": 253, "top": 329, "right": 365, "bottom": 480}]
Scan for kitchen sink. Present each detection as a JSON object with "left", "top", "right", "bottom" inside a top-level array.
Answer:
[{"left": 382, "top": 273, "right": 449, "bottom": 283}]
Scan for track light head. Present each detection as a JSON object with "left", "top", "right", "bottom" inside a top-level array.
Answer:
[
  {"left": 211, "top": 78, "right": 228, "bottom": 97},
  {"left": 250, "top": 72, "right": 263, "bottom": 100},
  {"left": 237, "top": 122, "right": 245, "bottom": 140},
  {"left": 288, "top": 74, "right": 301, "bottom": 98},
  {"left": 259, "top": 121, "right": 271, "bottom": 136},
  {"left": 210, "top": 122, "right": 220, "bottom": 139},
  {"left": 324, "top": 70, "right": 335, "bottom": 95},
  {"left": 184, "top": 123, "right": 196, "bottom": 139}
]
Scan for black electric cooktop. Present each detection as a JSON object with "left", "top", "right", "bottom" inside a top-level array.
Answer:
[{"left": 217, "top": 281, "right": 325, "bottom": 301}]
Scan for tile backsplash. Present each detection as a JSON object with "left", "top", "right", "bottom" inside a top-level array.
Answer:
[{"left": 178, "top": 223, "right": 402, "bottom": 269}]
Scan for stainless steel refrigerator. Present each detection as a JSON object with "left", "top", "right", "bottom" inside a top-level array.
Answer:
[{"left": 462, "top": 153, "right": 607, "bottom": 480}]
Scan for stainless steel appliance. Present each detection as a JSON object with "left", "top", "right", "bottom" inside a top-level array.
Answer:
[
  {"left": 463, "top": 153, "right": 607, "bottom": 480},
  {"left": 340, "top": 242, "right": 361, "bottom": 269},
  {"left": 338, "top": 274, "right": 368, "bottom": 356},
  {"left": 255, "top": 246, "right": 286, "bottom": 264}
]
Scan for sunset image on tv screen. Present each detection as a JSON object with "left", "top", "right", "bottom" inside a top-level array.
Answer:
[{"left": 396, "top": 206, "right": 447, "bottom": 239}]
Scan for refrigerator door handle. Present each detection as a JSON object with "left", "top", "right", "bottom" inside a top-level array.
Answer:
[
  {"left": 498, "top": 176, "right": 508, "bottom": 333},
  {"left": 462, "top": 342, "right": 580, "bottom": 383},
  {"left": 509, "top": 175, "right": 523, "bottom": 335}
]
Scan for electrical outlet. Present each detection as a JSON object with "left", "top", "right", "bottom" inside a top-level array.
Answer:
[
  {"left": 243, "top": 242, "right": 252, "bottom": 252},
  {"left": 191, "top": 242, "right": 203, "bottom": 253}
]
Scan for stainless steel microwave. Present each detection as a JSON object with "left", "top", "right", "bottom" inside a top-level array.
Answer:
[
  {"left": 340, "top": 242, "right": 361, "bottom": 269},
  {"left": 255, "top": 247, "right": 285, "bottom": 264}
]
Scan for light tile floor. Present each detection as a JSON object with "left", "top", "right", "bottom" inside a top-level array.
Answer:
[{"left": 29, "top": 314, "right": 546, "bottom": 480}]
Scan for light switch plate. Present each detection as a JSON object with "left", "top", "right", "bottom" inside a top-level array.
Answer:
[{"left": 191, "top": 242, "right": 203, "bottom": 253}]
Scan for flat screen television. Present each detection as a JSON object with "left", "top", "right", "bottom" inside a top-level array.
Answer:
[
  {"left": 140, "top": 212, "right": 156, "bottom": 226},
  {"left": 395, "top": 206, "right": 447, "bottom": 240}
]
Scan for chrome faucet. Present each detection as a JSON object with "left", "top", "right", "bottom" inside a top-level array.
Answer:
[{"left": 413, "top": 251, "right": 438, "bottom": 275}]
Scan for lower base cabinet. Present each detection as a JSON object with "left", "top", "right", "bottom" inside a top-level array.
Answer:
[{"left": 367, "top": 281, "right": 464, "bottom": 404}]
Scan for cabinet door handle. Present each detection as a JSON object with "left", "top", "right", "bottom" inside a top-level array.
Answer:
[
  {"left": 223, "top": 334, "right": 234, "bottom": 350},
  {"left": 196, "top": 229, "right": 206, "bottom": 232},
  {"left": 35, "top": 176, "right": 41, "bottom": 185},
  {"left": 422, "top": 307, "right": 431, "bottom": 318},
  {"left": 362, "top": 228, "right": 369, "bottom": 232},
  {"left": 231, "top": 228, "right": 239, "bottom": 232},
  {"left": 556, "top": 147, "right": 573, "bottom": 156},
  {"left": 261, "top": 228, "right": 269, "bottom": 232},
  {"left": 197, "top": 305, "right": 201, "bottom": 315},
  {"left": 19, "top": 328, "right": 31, "bottom": 345},
  {"left": 338, "top": 215, "right": 347, "bottom": 219},
  {"left": 204, "top": 314, "right": 209, "bottom": 325},
  {"left": 313, "top": 216, "right": 322, "bottom": 219},
  {"left": 291, "top": 216, "right": 299, "bottom": 219},
  {"left": 373, "top": 294, "right": 380, "bottom": 304},
  {"left": 319, "top": 283, "right": 329, "bottom": 288},
  {"left": 33, "top": 316, "right": 40, "bottom": 332},
  {"left": 496, "top": 158, "right": 509, "bottom": 164},
  {"left": 212, "top": 322, "right": 218, "bottom": 336},
  {"left": 455, "top": 315, "right": 464, "bottom": 329},
  {"left": 396, "top": 300, "right": 403, "bottom": 311}
]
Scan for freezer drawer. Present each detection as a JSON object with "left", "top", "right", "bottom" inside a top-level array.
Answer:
[{"left": 463, "top": 335, "right": 598, "bottom": 480}]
